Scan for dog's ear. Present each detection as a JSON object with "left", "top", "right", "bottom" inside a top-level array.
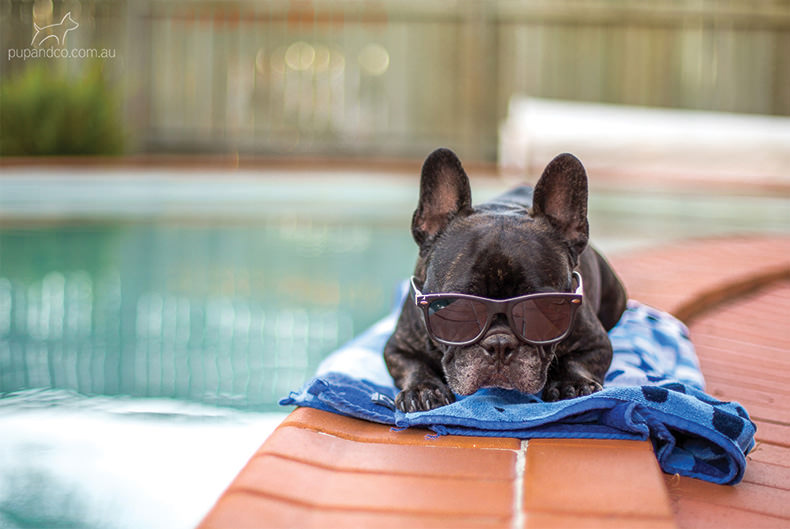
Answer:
[
  {"left": 412, "top": 148, "right": 472, "bottom": 247},
  {"left": 532, "top": 153, "right": 589, "bottom": 259}
]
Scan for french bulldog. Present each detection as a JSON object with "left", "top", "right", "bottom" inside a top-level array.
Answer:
[{"left": 384, "top": 148, "right": 627, "bottom": 412}]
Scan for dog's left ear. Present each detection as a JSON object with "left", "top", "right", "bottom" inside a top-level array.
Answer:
[{"left": 532, "top": 153, "right": 589, "bottom": 260}]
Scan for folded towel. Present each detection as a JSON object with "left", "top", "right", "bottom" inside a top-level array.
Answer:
[{"left": 281, "top": 285, "right": 755, "bottom": 485}]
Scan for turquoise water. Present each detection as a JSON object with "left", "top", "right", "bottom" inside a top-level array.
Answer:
[
  {"left": 0, "top": 170, "right": 439, "bottom": 411},
  {"left": 0, "top": 220, "right": 413, "bottom": 410},
  {"left": 0, "top": 168, "right": 788, "bottom": 529},
  {"left": 0, "top": 389, "right": 284, "bottom": 529}
]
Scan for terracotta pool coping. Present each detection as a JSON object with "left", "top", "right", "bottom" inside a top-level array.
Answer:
[{"left": 197, "top": 235, "right": 790, "bottom": 529}]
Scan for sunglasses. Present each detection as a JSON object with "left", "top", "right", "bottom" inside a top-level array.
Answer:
[{"left": 411, "top": 272, "right": 583, "bottom": 346}]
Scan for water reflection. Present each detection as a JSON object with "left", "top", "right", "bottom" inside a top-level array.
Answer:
[
  {"left": 0, "top": 222, "right": 415, "bottom": 410},
  {"left": 0, "top": 388, "right": 284, "bottom": 529}
]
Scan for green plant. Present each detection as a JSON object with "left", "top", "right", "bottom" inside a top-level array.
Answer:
[{"left": 0, "top": 62, "right": 124, "bottom": 156}]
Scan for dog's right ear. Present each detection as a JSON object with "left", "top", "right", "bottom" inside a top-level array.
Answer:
[{"left": 412, "top": 148, "right": 472, "bottom": 248}]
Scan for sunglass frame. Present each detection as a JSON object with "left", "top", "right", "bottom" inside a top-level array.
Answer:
[{"left": 410, "top": 271, "right": 584, "bottom": 346}]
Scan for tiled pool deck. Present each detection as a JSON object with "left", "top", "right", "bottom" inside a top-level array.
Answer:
[{"left": 197, "top": 235, "right": 790, "bottom": 529}]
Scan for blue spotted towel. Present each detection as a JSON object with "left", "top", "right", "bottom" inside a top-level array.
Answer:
[{"left": 281, "top": 285, "right": 755, "bottom": 485}]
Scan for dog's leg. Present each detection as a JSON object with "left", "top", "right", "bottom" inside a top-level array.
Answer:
[
  {"left": 384, "top": 349, "right": 455, "bottom": 412},
  {"left": 383, "top": 303, "right": 455, "bottom": 412},
  {"left": 543, "top": 302, "right": 613, "bottom": 401}
]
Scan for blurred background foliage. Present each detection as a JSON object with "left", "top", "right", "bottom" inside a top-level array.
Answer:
[
  {"left": 0, "top": 61, "right": 124, "bottom": 155},
  {"left": 1, "top": 0, "right": 789, "bottom": 161}
]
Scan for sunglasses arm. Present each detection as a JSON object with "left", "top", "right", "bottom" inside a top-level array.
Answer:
[
  {"left": 572, "top": 271, "right": 584, "bottom": 295},
  {"left": 410, "top": 276, "right": 426, "bottom": 304}
]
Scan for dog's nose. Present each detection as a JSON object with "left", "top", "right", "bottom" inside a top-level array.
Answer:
[{"left": 480, "top": 333, "right": 519, "bottom": 359}]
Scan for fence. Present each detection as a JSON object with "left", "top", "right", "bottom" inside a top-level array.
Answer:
[{"left": 2, "top": 0, "right": 789, "bottom": 161}]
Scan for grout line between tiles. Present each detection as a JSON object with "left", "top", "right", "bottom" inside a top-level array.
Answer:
[{"left": 513, "top": 440, "right": 528, "bottom": 529}]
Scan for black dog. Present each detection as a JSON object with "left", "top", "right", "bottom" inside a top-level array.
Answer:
[{"left": 384, "top": 148, "right": 627, "bottom": 413}]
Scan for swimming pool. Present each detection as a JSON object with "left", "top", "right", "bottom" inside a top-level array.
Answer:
[
  {"left": 0, "top": 166, "right": 788, "bottom": 529},
  {"left": 3, "top": 169, "right": 787, "bottom": 411},
  {"left": 0, "top": 169, "right": 428, "bottom": 411}
]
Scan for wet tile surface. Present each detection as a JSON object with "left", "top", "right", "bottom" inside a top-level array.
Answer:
[{"left": 666, "top": 280, "right": 790, "bottom": 529}]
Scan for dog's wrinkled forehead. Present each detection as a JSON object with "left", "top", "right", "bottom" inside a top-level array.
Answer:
[{"left": 425, "top": 210, "right": 572, "bottom": 298}]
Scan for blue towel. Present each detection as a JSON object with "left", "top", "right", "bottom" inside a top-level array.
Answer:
[{"left": 281, "top": 285, "right": 755, "bottom": 485}]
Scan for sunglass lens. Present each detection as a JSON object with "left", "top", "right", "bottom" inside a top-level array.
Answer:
[
  {"left": 512, "top": 297, "right": 573, "bottom": 342},
  {"left": 427, "top": 297, "right": 487, "bottom": 343}
]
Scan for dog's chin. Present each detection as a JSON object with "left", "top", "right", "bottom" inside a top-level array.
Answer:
[{"left": 443, "top": 345, "right": 551, "bottom": 396}]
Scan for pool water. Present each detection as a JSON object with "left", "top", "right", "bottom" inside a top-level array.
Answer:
[
  {"left": 0, "top": 221, "right": 413, "bottom": 410},
  {"left": 0, "top": 389, "right": 284, "bottom": 529},
  {"left": 0, "top": 168, "right": 787, "bottom": 529},
  {"left": 0, "top": 170, "right": 440, "bottom": 410}
]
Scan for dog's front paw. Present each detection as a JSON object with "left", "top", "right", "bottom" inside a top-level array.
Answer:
[
  {"left": 543, "top": 376, "right": 602, "bottom": 402},
  {"left": 395, "top": 381, "right": 455, "bottom": 412}
]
